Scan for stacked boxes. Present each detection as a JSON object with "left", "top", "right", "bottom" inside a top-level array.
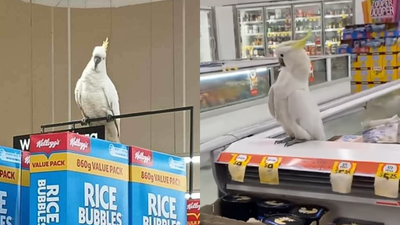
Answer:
[
  {"left": 0, "top": 147, "right": 22, "bottom": 225},
  {"left": 29, "top": 132, "right": 129, "bottom": 225},
  {"left": 129, "top": 146, "right": 187, "bottom": 225},
  {"left": 339, "top": 23, "right": 400, "bottom": 93},
  {"left": 20, "top": 151, "right": 30, "bottom": 225}
]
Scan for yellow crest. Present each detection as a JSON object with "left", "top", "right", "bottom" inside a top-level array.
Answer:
[
  {"left": 292, "top": 30, "right": 312, "bottom": 49},
  {"left": 102, "top": 37, "right": 109, "bottom": 51}
]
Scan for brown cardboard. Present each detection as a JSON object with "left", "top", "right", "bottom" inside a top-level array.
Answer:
[{"left": 201, "top": 196, "right": 337, "bottom": 225}]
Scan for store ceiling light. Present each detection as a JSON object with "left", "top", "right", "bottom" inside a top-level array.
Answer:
[{"left": 20, "top": 0, "right": 165, "bottom": 8}]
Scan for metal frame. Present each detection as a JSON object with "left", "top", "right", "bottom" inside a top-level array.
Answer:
[
  {"left": 210, "top": 7, "right": 219, "bottom": 61},
  {"left": 40, "top": 106, "right": 196, "bottom": 196}
]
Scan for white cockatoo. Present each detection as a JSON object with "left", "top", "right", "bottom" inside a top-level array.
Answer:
[
  {"left": 75, "top": 38, "right": 121, "bottom": 143},
  {"left": 268, "top": 31, "right": 325, "bottom": 147}
]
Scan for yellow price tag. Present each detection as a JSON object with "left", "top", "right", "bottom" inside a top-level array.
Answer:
[
  {"left": 228, "top": 154, "right": 252, "bottom": 182},
  {"left": 258, "top": 156, "right": 282, "bottom": 185},
  {"left": 376, "top": 164, "right": 400, "bottom": 180},
  {"left": 331, "top": 161, "right": 357, "bottom": 175},
  {"left": 342, "top": 14, "right": 346, "bottom": 18},
  {"left": 374, "top": 164, "right": 400, "bottom": 198}
]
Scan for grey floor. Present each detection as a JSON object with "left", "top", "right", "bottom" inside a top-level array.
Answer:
[{"left": 200, "top": 91, "right": 400, "bottom": 206}]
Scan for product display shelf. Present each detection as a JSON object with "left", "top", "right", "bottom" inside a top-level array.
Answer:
[
  {"left": 338, "top": 22, "right": 400, "bottom": 94},
  {"left": 200, "top": 55, "right": 350, "bottom": 113},
  {"left": 212, "top": 138, "right": 400, "bottom": 224},
  {"left": 238, "top": 8, "right": 265, "bottom": 58},
  {"left": 235, "top": 1, "right": 355, "bottom": 58}
]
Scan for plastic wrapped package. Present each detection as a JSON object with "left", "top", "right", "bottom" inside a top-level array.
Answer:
[{"left": 362, "top": 115, "right": 400, "bottom": 143}]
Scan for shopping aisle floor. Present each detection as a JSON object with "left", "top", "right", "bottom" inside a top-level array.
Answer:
[{"left": 200, "top": 91, "right": 400, "bottom": 206}]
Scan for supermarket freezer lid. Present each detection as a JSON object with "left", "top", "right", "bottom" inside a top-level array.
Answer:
[
  {"left": 216, "top": 137, "right": 400, "bottom": 175},
  {"left": 200, "top": 58, "right": 279, "bottom": 74},
  {"left": 213, "top": 137, "right": 400, "bottom": 207}
]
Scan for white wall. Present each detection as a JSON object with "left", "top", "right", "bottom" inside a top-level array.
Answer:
[
  {"left": 355, "top": 0, "right": 364, "bottom": 24},
  {"left": 215, "top": 6, "right": 236, "bottom": 60}
]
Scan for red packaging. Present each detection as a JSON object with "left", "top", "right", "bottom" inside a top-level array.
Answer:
[{"left": 187, "top": 199, "right": 200, "bottom": 225}]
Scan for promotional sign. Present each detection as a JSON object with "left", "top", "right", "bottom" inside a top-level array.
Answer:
[
  {"left": 362, "top": 0, "right": 399, "bottom": 23},
  {"left": 249, "top": 70, "right": 258, "bottom": 96},
  {"left": 29, "top": 132, "right": 129, "bottom": 225},
  {"left": 13, "top": 125, "right": 105, "bottom": 151},
  {"left": 0, "top": 147, "right": 22, "bottom": 225},
  {"left": 20, "top": 151, "right": 30, "bottom": 225},
  {"left": 129, "top": 146, "right": 187, "bottom": 225},
  {"left": 187, "top": 199, "right": 200, "bottom": 225}
]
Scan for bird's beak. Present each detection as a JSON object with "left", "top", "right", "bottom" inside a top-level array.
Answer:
[
  {"left": 279, "top": 58, "right": 285, "bottom": 67},
  {"left": 94, "top": 56, "right": 101, "bottom": 69}
]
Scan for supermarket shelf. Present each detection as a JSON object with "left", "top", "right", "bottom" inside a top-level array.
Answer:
[
  {"left": 266, "top": 18, "right": 289, "bottom": 23},
  {"left": 243, "top": 45, "right": 264, "bottom": 48},
  {"left": 295, "top": 16, "right": 321, "bottom": 21},
  {"left": 296, "top": 29, "right": 321, "bottom": 33},
  {"left": 325, "top": 14, "right": 353, "bottom": 19},
  {"left": 227, "top": 184, "right": 400, "bottom": 208},
  {"left": 267, "top": 31, "right": 291, "bottom": 36},
  {"left": 325, "top": 28, "right": 344, "bottom": 32},
  {"left": 243, "top": 33, "right": 263, "bottom": 36},
  {"left": 241, "top": 21, "right": 263, "bottom": 25}
]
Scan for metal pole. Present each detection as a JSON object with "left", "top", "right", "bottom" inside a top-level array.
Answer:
[
  {"left": 188, "top": 107, "right": 194, "bottom": 196},
  {"left": 67, "top": 0, "right": 72, "bottom": 123}
]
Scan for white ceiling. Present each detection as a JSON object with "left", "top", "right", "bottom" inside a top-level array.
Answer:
[{"left": 20, "top": 0, "right": 165, "bottom": 8}]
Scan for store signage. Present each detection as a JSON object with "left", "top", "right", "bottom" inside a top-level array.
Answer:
[
  {"left": 187, "top": 199, "right": 200, "bottom": 225},
  {"left": 13, "top": 125, "right": 105, "bottom": 151},
  {"left": 249, "top": 70, "right": 258, "bottom": 96},
  {"left": 364, "top": 0, "right": 399, "bottom": 23}
]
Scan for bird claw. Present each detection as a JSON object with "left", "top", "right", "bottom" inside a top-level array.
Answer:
[
  {"left": 81, "top": 117, "right": 90, "bottom": 126},
  {"left": 106, "top": 114, "right": 115, "bottom": 122},
  {"left": 274, "top": 137, "right": 294, "bottom": 145},
  {"left": 284, "top": 139, "right": 306, "bottom": 147}
]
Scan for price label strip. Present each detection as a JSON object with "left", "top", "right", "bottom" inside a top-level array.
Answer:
[
  {"left": 228, "top": 154, "right": 252, "bottom": 182},
  {"left": 258, "top": 156, "right": 282, "bottom": 185},
  {"left": 330, "top": 161, "right": 357, "bottom": 194},
  {"left": 374, "top": 164, "right": 400, "bottom": 198}
]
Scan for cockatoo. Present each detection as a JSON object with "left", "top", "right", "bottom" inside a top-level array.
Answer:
[
  {"left": 75, "top": 38, "right": 121, "bottom": 143},
  {"left": 268, "top": 31, "right": 325, "bottom": 147}
]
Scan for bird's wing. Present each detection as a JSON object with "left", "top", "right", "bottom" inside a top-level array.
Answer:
[
  {"left": 287, "top": 89, "right": 325, "bottom": 140},
  {"left": 74, "top": 78, "right": 87, "bottom": 118},
  {"left": 102, "top": 79, "right": 121, "bottom": 137},
  {"left": 267, "top": 86, "right": 276, "bottom": 118}
]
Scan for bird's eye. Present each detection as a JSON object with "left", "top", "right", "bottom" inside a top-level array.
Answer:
[{"left": 280, "top": 54, "right": 284, "bottom": 57}]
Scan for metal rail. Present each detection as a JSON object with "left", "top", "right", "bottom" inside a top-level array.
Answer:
[{"left": 40, "top": 106, "right": 196, "bottom": 196}]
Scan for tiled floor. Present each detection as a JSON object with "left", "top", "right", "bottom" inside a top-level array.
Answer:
[{"left": 200, "top": 91, "right": 400, "bottom": 206}]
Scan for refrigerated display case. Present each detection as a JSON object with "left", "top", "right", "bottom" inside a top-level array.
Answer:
[
  {"left": 265, "top": 6, "right": 293, "bottom": 57},
  {"left": 200, "top": 54, "right": 350, "bottom": 112},
  {"left": 237, "top": 8, "right": 265, "bottom": 58},
  {"left": 233, "top": 1, "right": 355, "bottom": 57},
  {"left": 323, "top": 1, "right": 353, "bottom": 54},
  {"left": 201, "top": 9, "right": 217, "bottom": 62},
  {"left": 294, "top": 3, "right": 323, "bottom": 55}
]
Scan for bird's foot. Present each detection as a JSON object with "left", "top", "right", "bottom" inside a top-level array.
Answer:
[
  {"left": 284, "top": 139, "right": 306, "bottom": 147},
  {"left": 274, "top": 137, "right": 295, "bottom": 145},
  {"left": 81, "top": 117, "right": 91, "bottom": 126},
  {"left": 106, "top": 114, "right": 115, "bottom": 122}
]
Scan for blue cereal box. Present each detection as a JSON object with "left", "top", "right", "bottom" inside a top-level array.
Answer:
[
  {"left": 0, "top": 147, "right": 21, "bottom": 225},
  {"left": 21, "top": 151, "right": 30, "bottom": 225},
  {"left": 29, "top": 132, "right": 129, "bottom": 225},
  {"left": 129, "top": 146, "right": 187, "bottom": 225}
]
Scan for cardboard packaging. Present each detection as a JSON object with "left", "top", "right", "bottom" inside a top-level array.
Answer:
[
  {"left": 370, "top": 53, "right": 383, "bottom": 68},
  {"left": 187, "top": 199, "right": 200, "bottom": 225},
  {"left": 29, "top": 132, "right": 129, "bottom": 225},
  {"left": 20, "top": 151, "right": 30, "bottom": 225},
  {"left": 351, "top": 54, "right": 369, "bottom": 68},
  {"left": 383, "top": 67, "right": 398, "bottom": 81},
  {"left": 383, "top": 54, "right": 397, "bottom": 67},
  {"left": 0, "top": 147, "right": 21, "bottom": 225},
  {"left": 351, "top": 68, "right": 370, "bottom": 82},
  {"left": 129, "top": 146, "right": 187, "bottom": 225}
]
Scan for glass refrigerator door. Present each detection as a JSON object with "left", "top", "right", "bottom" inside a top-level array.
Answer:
[
  {"left": 294, "top": 3, "right": 323, "bottom": 56},
  {"left": 201, "top": 10, "right": 213, "bottom": 62},
  {"left": 265, "top": 6, "right": 293, "bottom": 57},
  {"left": 324, "top": 1, "right": 353, "bottom": 55},
  {"left": 238, "top": 8, "right": 264, "bottom": 58}
]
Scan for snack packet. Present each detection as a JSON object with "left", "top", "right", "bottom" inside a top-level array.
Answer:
[{"left": 362, "top": 115, "right": 399, "bottom": 143}]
